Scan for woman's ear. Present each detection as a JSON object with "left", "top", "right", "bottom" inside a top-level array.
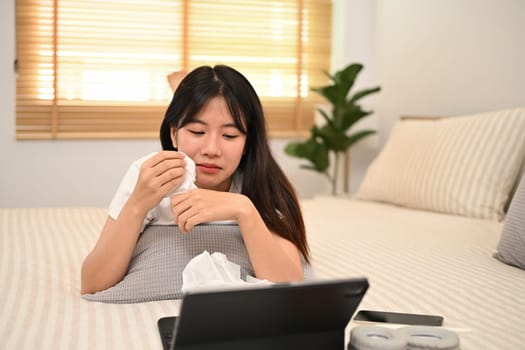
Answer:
[{"left": 170, "top": 127, "right": 178, "bottom": 150}]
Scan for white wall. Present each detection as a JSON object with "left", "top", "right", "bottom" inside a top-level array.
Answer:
[
  {"left": 334, "top": 0, "right": 381, "bottom": 193},
  {"left": 374, "top": 0, "right": 525, "bottom": 142},
  {"left": 1, "top": 0, "right": 524, "bottom": 207}
]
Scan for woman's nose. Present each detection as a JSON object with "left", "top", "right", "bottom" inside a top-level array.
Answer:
[{"left": 200, "top": 134, "right": 221, "bottom": 156}]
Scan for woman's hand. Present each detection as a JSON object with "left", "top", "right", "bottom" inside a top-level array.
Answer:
[
  {"left": 171, "top": 189, "right": 249, "bottom": 232},
  {"left": 128, "top": 151, "right": 187, "bottom": 215},
  {"left": 171, "top": 188, "right": 304, "bottom": 281},
  {"left": 81, "top": 151, "right": 189, "bottom": 294}
]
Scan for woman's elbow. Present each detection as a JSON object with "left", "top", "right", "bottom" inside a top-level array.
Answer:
[{"left": 80, "top": 264, "right": 96, "bottom": 295}]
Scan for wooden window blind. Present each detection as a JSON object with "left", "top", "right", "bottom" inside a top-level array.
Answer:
[{"left": 15, "top": 0, "right": 332, "bottom": 139}]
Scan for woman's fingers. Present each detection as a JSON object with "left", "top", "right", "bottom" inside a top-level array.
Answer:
[
  {"left": 142, "top": 151, "right": 185, "bottom": 176},
  {"left": 139, "top": 151, "right": 187, "bottom": 195},
  {"left": 170, "top": 192, "right": 196, "bottom": 232},
  {"left": 171, "top": 190, "right": 241, "bottom": 232},
  {"left": 157, "top": 166, "right": 186, "bottom": 192}
]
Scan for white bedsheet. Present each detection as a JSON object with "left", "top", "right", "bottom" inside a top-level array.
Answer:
[
  {"left": 1, "top": 199, "right": 524, "bottom": 349},
  {"left": 302, "top": 197, "right": 524, "bottom": 349}
]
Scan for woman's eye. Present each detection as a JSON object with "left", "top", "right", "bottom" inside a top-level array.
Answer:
[
  {"left": 188, "top": 130, "right": 204, "bottom": 135},
  {"left": 223, "top": 134, "right": 239, "bottom": 139}
]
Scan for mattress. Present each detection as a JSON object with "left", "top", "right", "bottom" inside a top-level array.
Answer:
[
  {"left": 1, "top": 199, "right": 524, "bottom": 349},
  {"left": 301, "top": 197, "right": 525, "bottom": 349}
]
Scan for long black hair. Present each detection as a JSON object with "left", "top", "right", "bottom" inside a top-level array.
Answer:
[{"left": 159, "top": 65, "right": 309, "bottom": 262}]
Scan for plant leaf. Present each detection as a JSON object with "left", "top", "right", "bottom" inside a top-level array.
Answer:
[
  {"left": 316, "top": 108, "right": 335, "bottom": 128},
  {"left": 311, "top": 85, "right": 339, "bottom": 106},
  {"left": 348, "top": 86, "right": 381, "bottom": 104},
  {"left": 317, "top": 124, "right": 349, "bottom": 152},
  {"left": 335, "top": 63, "right": 363, "bottom": 103},
  {"left": 311, "top": 63, "right": 363, "bottom": 106},
  {"left": 341, "top": 129, "right": 376, "bottom": 149},
  {"left": 340, "top": 106, "right": 370, "bottom": 131},
  {"left": 284, "top": 137, "right": 330, "bottom": 172}
]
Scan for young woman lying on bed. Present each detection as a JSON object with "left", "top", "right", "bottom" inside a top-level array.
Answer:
[{"left": 80, "top": 65, "right": 310, "bottom": 300}]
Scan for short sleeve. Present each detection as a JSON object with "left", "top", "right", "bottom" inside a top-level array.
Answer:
[{"left": 108, "top": 153, "right": 159, "bottom": 232}]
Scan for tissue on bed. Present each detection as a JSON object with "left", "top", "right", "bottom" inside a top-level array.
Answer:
[
  {"left": 181, "top": 251, "right": 271, "bottom": 293},
  {"left": 167, "top": 153, "right": 197, "bottom": 197}
]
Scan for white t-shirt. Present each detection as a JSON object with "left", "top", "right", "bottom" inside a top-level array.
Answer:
[{"left": 108, "top": 152, "right": 242, "bottom": 232}]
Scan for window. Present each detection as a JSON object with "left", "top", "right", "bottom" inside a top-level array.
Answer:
[{"left": 15, "top": 0, "right": 332, "bottom": 139}]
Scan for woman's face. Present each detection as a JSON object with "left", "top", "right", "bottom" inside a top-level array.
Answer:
[{"left": 170, "top": 96, "right": 247, "bottom": 191}]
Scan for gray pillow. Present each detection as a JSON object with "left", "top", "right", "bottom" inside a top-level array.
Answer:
[
  {"left": 495, "top": 175, "right": 525, "bottom": 270},
  {"left": 83, "top": 224, "right": 314, "bottom": 303}
]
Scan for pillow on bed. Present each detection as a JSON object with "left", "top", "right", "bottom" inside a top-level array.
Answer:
[
  {"left": 355, "top": 107, "right": 525, "bottom": 221},
  {"left": 495, "top": 175, "right": 525, "bottom": 270},
  {"left": 82, "top": 224, "right": 314, "bottom": 304}
]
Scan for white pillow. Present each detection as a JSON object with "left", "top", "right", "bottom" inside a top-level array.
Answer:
[
  {"left": 495, "top": 175, "right": 525, "bottom": 270},
  {"left": 356, "top": 108, "right": 525, "bottom": 221}
]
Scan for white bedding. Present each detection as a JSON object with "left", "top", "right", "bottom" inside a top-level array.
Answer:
[{"left": 1, "top": 199, "right": 524, "bottom": 349}]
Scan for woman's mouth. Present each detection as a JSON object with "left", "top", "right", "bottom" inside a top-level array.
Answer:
[{"left": 197, "top": 163, "right": 221, "bottom": 175}]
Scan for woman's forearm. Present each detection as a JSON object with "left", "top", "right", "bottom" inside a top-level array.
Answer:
[
  {"left": 80, "top": 201, "right": 146, "bottom": 294},
  {"left": 236, "top": 197, "right": 303, "bottom": 282}
]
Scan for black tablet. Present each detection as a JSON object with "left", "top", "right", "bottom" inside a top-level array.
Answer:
[{"left": 158, "top": 277, "right": 369, "bottom": 350}]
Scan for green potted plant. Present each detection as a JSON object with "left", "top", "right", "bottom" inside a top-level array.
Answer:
[{"left": 284, "top": 63, "right": 381, "bottom": 195}]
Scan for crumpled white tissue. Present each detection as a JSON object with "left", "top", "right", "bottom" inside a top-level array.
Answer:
[
  {"left": 181, "top": 251, "right": 272, "bottom": 293},
  {"left": 167, "top": 153, "right": 197, "bottom": 197}
]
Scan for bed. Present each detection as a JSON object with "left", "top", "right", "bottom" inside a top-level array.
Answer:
[{"left": 1, "top": 108, "right": 525, "bottom": 349}]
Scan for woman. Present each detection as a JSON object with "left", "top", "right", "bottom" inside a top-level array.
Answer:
[{"left": 81, "top": 65, "right": 309, "bottom": 297}]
